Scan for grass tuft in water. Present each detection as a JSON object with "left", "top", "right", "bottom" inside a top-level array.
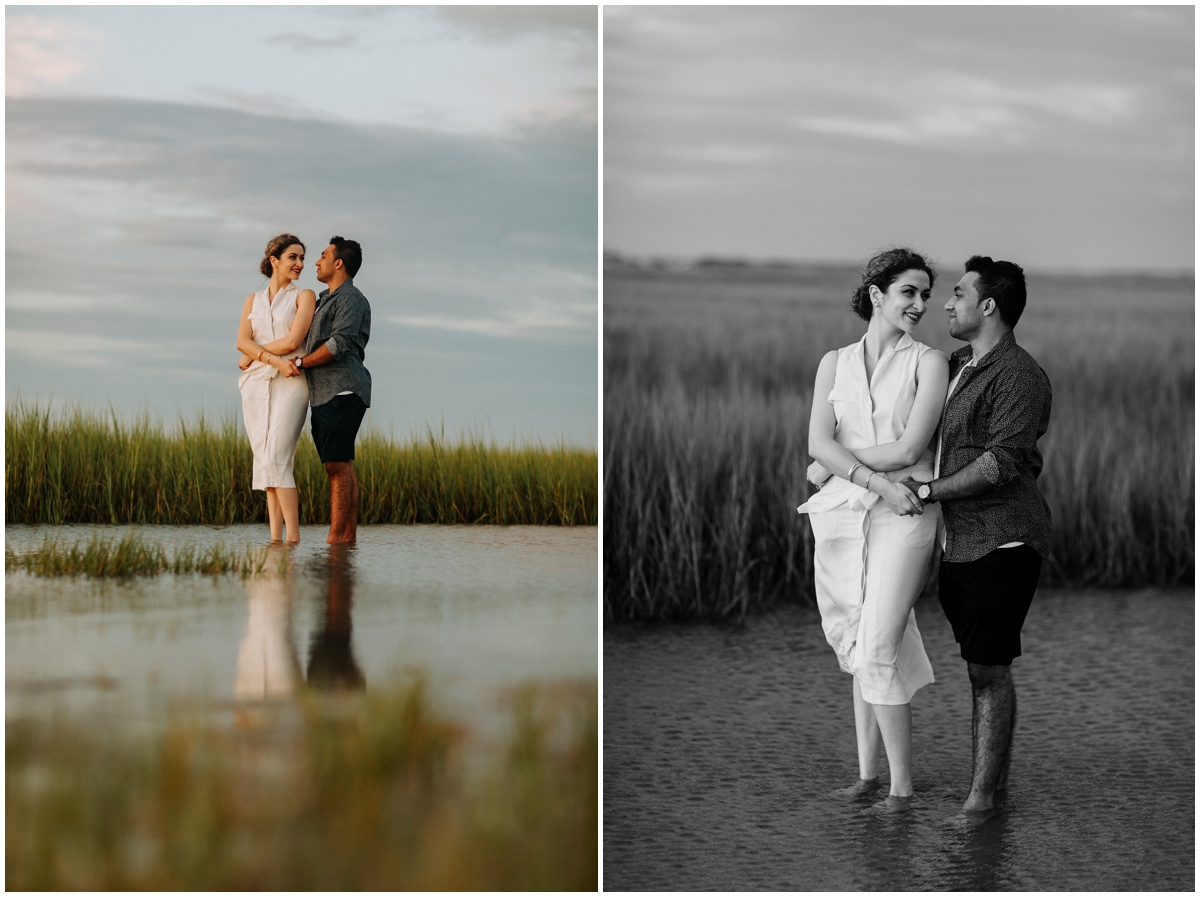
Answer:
[
  {"left": 5, "top": 402, "right": 597, "bottom": 526},
  {"left": 5, "top": 680, "right": 597, "bottom": 890},
  {"left": 5, "top": 533, "right": 270, "bottom": 578}
]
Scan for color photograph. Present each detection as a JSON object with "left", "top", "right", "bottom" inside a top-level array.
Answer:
[
  {"left": 603, "top": 6, "right": 1192, "bottom": 891},
  {"left": 6, "top": 5, "right": 598, "bottom": 890}
]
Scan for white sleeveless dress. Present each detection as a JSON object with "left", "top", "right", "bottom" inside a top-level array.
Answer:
[
  {"left": 238, "top": 282, "right": 309, "bottom": 490},
  {"left": 797, "top": 332, "right": 938, "bottom": 705}
]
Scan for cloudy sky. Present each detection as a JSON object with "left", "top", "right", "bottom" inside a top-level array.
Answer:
[
  {"left": 7, "top": 5, "right": 597, "bottom": 445},
  {"left": 605, "top": 6, "right": 1193, "bottom": 272}
]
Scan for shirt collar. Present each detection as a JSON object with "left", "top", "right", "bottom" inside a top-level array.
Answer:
[
  {"left": 319, "top": 277, "right": 354, "bottom": 301},
  {"left": 855, "top": 331, "right": 916, "bottom": 356},
  {"left": 952, "top": 330, "right": 1016, "bottom": 369}
]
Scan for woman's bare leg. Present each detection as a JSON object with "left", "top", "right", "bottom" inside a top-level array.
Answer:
[
  {"left": 835, "top": 679, "right": 883, "bottom": 797},
  {"left": 276, "top": 487, "right": 300, "bottom": 543},
  {"left": 265, "top": 488, "right": 283, "bottom": 542},
  {"left": 872, "top": 702, "right": 913, "bottom": 797},
  {"left": 854, "top": 679, "right": 882, "bottom": 780}
]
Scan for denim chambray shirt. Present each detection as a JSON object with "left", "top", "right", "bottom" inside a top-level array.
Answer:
[
  {"left": 939, "top": 331, "right": 1053, "bottom": 563},
  {"left": 304, "top": 278, "right": 372, "bottom": 408}
]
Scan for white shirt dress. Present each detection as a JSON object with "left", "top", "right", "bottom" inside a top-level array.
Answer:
[
  {"left": 238, "top": 282, "right": 310, "bottom": 490},
  {"left": 797, "top": 333, "right": 938, "bottom": 706}
]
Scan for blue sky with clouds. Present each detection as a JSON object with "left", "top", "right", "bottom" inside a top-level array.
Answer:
[
  {"left": 7, "top": 5, "right": 598, "bottom": 445},
  {"left": 604, "top": 6, "right": 1193, "bottom": 272}
]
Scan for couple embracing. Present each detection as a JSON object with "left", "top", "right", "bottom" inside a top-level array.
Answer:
[
  {"left": 798, "top": 248, "right": 1052, "bottom": 818},
  {"left": 235, "top": 234, "right": 371, "bottom": 544}
]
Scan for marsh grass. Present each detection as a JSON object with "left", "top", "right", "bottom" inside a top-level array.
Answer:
[
  {"left": 6, "top": 403, "right": 597, "bottom": 526},
  {"left": 5, "top": 533, "right": 273, "bottom": 578},
  {"left": 604, "top": 262, "right": 1194, "bottom": 620},
  {"left": 6, "top": 679, "right": 597, "bottom": 890}
]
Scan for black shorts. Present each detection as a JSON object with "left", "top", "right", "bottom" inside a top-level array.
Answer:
[
  {"left": 939, "top": 545, "right": 1042, "bottom": 666},
  {"left": 310, "top": 393, "right": 368, "bottom": 463}
]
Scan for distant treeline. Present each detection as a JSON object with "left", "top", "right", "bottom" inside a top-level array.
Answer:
[
  {"left": 605, "top": 265, "right": 1194, "bottom": 620},
  {"left": 6, "top": 403, "right": 597, "bottom": 526}
]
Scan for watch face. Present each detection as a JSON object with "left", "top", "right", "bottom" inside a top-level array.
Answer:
[{"left": 919, "top": 485, "right": 930, "bottom": 499}]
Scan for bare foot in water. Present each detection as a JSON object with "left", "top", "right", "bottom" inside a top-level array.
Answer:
[
  {"left": 952, "top": 804, "right": 1003, "bottom": 826},
  {"left": 862, "top": 795, "right": 914, "bottom": 816},
  {"left": 833, "top": 777, "right": 881, "bottom": 799}
]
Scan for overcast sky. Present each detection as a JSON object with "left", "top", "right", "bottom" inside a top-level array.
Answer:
[
  {"left": 7, "top": 5, "right": 598, "bottom": 445},
  {"left": 605, "top": 6, "right": 1193, "bottom": 273}
]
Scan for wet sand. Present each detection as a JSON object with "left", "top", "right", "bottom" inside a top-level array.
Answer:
[{"left": 604, "top": 588, "right": 1193, "bottom": 891}]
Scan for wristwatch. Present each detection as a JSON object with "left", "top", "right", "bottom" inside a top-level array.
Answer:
[
  {"left": 294, "top": 357, "right": 304, "bottom": 369},
  {"left": 917, "top": 484, "right": 932, "bottom": 501}
]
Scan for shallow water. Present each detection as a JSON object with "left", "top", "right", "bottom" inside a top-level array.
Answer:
[
  {"left": 604, "top": 588, "right": 1193, "bottom": 891},
  {"left": 7, "top": 524, "right": 597, "bottom": 744}
]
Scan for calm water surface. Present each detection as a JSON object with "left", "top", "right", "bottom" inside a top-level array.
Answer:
[
  {"left": 604, "top": 589, "right": 1193, "bottom": 891},
  {"left": 7, "top": 524, "right": 596, "bottom": 743}
]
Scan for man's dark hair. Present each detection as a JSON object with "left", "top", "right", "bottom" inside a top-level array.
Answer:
[
  {"left": 329, "top": 236, "right": 363, "bottom": 278},
  {"left": 964, "top": 255, "right": 1026, "bottom": 328}
]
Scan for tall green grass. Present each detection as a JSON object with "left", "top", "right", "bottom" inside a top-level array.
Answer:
[
  {"left": 6, "top": 679, "right": 597, "bottom": 890},
  {"left": 6, "top": 403, "right": 597, "bottom": 526},
  {"left": 604, "top": 261, "right": 1194, "bottom": 620}
]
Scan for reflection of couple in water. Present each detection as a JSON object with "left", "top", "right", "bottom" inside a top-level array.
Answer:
[
  {"left": 798, "top": 249, "right": 1052, "bottom": 818},
  {"left": 234, "top": 545, "right": 364, "bottom": 700}
]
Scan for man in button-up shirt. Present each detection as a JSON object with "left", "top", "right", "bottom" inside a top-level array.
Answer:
[
  {"left": 901, "top": 256, "right": 1052, "bottom": 817},
  {"left": 294, "top": 237, "right": 371, "bottom": 544}
]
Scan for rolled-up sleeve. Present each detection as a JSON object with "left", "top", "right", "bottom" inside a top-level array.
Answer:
[{"left": 982, "top": 368, "right": 1051, "bottom": 488}]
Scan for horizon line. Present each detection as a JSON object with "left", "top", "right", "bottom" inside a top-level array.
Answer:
[{"left": 602, "top": 249, "right": 1195, "bottom": 281}]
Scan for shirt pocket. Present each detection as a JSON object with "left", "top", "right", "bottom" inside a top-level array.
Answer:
[
  {"left": 827, "top": 385, "right": 858, "bottom": 404},
  {"left": 248, "top": 312, "right": 273, "bottom": 340}
]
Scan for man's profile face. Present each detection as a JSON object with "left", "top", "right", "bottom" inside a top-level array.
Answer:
[
  {"left": 946, "top": 271, "right": 985, "bottom": 340},
  {"left": 315, "top": 245, "right": 341, "bottom": 284}
]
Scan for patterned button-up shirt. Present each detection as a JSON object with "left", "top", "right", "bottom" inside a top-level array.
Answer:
[
  {"left": 939, "top": 331, "right": 1053, "bottom": 563},
  {"left": 304, "top": 278, "right": 371, "bottom": 408}
]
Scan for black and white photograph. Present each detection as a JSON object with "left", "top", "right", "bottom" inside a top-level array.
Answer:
[{"left": 603, "top": 5, "right": 1193, "bottom": 891}]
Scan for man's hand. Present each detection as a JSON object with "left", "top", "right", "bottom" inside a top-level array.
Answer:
[
  {"left": 899, "top": 476, "right": 928, "bottom": 505},
  {"left": 806, "top": 460, "right": 832, "bottom": 487},
  {"left": 877, "top": 478, "right": 923, "bottom": 516}
]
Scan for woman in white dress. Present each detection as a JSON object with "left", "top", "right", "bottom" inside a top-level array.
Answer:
[
  {"left": 797, "top": 248, "right": 949, "bottom": 813},
  {"left": 236, "top": 234, "right": 317, "bottom": 543}
]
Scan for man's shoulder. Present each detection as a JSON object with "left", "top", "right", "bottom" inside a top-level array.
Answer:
[
  {"left": 995, "top": 338, "right": 1051, "bottom": 395},
  {"left": 1006, "top": 339, "right": 1048, "bottom": 376},
  {"left": 341, "top": 281, "right": 370, "bottom": 307}
]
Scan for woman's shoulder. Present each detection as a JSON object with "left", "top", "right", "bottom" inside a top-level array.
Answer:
[{"left": 912, "top": 340, "right": 948, "bottom": 364}]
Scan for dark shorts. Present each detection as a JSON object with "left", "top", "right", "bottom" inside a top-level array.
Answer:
[
  {"left": 939, "top": 545, "right": 1042, "bottom": 666},
  {"left": 310, "top": 393, "right": 368, "bottom": 463}
]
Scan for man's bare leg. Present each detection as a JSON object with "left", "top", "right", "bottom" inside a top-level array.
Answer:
[
  {"left": 346, "top": 466, "right": 358, "bottom": 542},
  {"left": 963, "top": 662, "right": 1015, "bottom": 813},
  {"left": 265, "top": 488, "right": 283, "bottom": 542},
  {"left": 997, "top": 695, "right": 1015, "bottom": 790},
  {"left": 325, "top": 461, "right": 358, "bottom": 544}
]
